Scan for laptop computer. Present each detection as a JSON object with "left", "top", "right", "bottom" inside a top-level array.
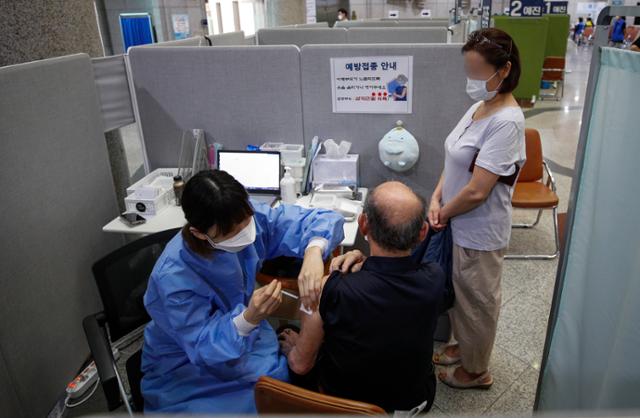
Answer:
[{"left": 217, "top": 150, "right": 281, "bottom": 206}]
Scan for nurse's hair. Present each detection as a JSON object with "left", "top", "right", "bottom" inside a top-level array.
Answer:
[
  {"left": 462, "top": 28, "right": 521, "bottom": 94},
  {"left": 181, "top": 170, "right": 254, "bottom": 255}
]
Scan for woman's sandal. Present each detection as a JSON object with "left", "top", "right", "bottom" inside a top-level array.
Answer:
[
  {"left": 437, "top": 365, "right": 494, "bottom": 390},
  {"left": 433, "top": 345, "right": 461, "bottom": 366}
]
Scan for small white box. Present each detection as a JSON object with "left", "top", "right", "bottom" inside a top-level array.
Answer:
[
  {"left": 259, "top": 142, "right": 285, "bottom": 152},
  {"left": 126, "top": 168, "right": 178, "bottom": 196},
  {"left": 312, "top": 154, "right": 359, "bottom": 186},
  {"left": 283, "top": 157, "right": 306, "bottom": 178},
  {"left": 279, "top": 144, "right": 305, "bottom": 163},
  {"left": 125, "top": 189, "right": 175, "bottom": 217},
  {"left": 260, "top": 142, "right": 305, "bottom": 165},
  {"left": 125, "top": 168, "right": 178, "bottom": 216}
]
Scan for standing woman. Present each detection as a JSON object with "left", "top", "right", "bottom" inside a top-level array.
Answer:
[
  {"left": 429, "top": 28, "right": 525, "bottom": 389},
  {"left": 141, "top": 170, "right": 344, "bottom": 413}
]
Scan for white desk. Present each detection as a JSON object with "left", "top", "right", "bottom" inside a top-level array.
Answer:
[{"left": 103, "top": 188, "right": 368, "bottom": 247}]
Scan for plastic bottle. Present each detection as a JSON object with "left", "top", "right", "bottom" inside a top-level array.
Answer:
[
  {"left": 173, "top": 175, "right": 185, "bottom": 206},
  {"left": 280, "top": 167, "right": 296, "bottom": 204}
]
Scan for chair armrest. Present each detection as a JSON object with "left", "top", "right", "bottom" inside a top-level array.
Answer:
[
  {"left": 542, "top": 160, "right": 557, "bottom": 192},
  {"left": 82, "top": 313, "right": 122, "bottom": 411}
]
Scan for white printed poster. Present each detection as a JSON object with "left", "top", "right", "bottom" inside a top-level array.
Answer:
[
  {"left": 306, "top": 0, "right": 317, "bottom": 23},
  {"left": 172, "top": 14, "right": 190, "bottom": 40},
  {"left": 331, "top": 56, "right": 413, "bottom": 114}
]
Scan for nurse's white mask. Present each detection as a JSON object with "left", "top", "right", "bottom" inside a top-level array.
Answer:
[
  {"left": 378, "top": 120, "right": 420, "bottom": 173},
  {"left": 206, "top": 217, "right": 256, "bottom": 253}
]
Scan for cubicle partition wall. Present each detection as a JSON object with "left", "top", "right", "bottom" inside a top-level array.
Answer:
[
  {"left": 127, "top": 43, "right": 470, "bottom": 197},
  {"left": 283, "top": 22, "right": 330, "bottom": 28},
  {"left": 0, "top": 54, "right": 122, "bottom": 417},
  {"left": 257, "top": 27, "right": 448, "bottom": 46},
  {"left": 209, "top": 31, "right": 247, "bottom": 46},
  {"left": 257, "top": 28, "right": 348, "bottom": 47},
  {"left": 336, "top": 19, "right": 449, "bottom": 28},
  {"left": 494, "top": 16, "right": 549, "bottom": 101},
  {"left": 140, "top": 35, "right": 209, "bottom": 47},
  {"left": 301, "top": 44, "right": 473, "bottom": 198},
  {"left": 127, "top": 46, "right": 305, "bottom": 170},
  {"left": 346, "top": 27, "right": 448, "bottom": 44},
  {"left": 335, "top": 20, "right": 399, "bottom": 27},
  {"left": 544, "top": 15, "right": 571, "bottom": 57}
]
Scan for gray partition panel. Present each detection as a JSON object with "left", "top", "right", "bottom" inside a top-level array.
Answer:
[
  {"left": 346, "top": 27, "right": 448, "bottom": 44},
  {"left": 335, "top": 20, "right": 399, "bottom": 27},
  {"left": 140, "top": 36, "right": 208, "bottom": 47},
  {"left": 301, "top": 44, "right": 473, "bottom": 198},
  {"left": 257, "top": 28, "right": 347, "bottom": 47},
  {"left": 0, "top": 54, "right": 121, "bottom": 417},
  {"left": 210, "top": 31, "right": 246, "bottom": 45},
  {"left": 92, "top": 55, "right": 135, "bottom": 132},
  {"left": 128, "top": 46, "right": 304, "bottom": 169},
  {"left": 395, "top": 20, "right": 450, "bottom": 27}
]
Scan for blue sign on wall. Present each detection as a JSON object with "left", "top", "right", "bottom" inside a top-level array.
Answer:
[
  {"left": 545, "top": 0, "right": 568, "bottom": 14},
  {"left": 509, "top": 0, "right": 545, "bottom": 17},
  {"left": 481, "top": 0, "right": 492, "bottom": 28}
]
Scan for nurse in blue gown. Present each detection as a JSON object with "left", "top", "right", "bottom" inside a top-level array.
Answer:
[{"left": 141, "top": 170, "right": 345, "bottom": 413}]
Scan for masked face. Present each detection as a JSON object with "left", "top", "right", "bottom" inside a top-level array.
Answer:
[
  {"left": 466, "top": 71, "right": 502, "bottom": 102},
  {"left": 205, "top": 217, "right": 256, "bottom": 253}
]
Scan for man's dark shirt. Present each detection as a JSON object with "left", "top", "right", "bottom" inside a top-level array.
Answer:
[{"left": 318, "top": 255, "right": 445, "bottom": 412}]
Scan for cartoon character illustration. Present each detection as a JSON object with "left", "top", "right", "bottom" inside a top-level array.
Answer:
[{"left": 378, "top": 120, "right": 420, "bottom": 172}]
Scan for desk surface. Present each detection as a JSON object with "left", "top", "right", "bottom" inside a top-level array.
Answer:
[{"left": 103, "top": 188, "right": 367, "bottom": 247}]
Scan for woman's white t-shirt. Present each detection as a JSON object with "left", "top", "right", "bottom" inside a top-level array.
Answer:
[{"left": 442, "top": 101, "right": 526, "bottom": 251}]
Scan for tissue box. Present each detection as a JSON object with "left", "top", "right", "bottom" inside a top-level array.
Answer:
[{"left": 312, "top": 154, "right": 359, "bottom": 186}]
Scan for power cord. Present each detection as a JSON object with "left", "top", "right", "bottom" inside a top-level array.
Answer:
[{"left": 64, "top": 378, "right": 100, "bottom": 408}]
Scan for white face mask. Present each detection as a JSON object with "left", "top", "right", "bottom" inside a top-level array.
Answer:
[
  {"left": 466, "top": 71, "right": 502, "bottom": 102},
  {"left": 205, "top": 217, "right": 256, "bottom": 253}
]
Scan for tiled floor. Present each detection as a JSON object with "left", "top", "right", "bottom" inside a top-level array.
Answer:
[{"left": 431, "top": 40, "right": 593, "bottom": 417}]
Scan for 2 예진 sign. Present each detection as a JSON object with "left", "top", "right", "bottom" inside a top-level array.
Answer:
[
  {"left": 331, "top": 56, "right": 413, "bottom": 114},
  {"left": 509, "top": 0, "right": 544, "bottom": 16}
]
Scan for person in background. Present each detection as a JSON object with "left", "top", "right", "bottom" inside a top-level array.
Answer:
[
  {"left": 610, "top": 16, "right": 626, "bottom": 47},
  {"left": 586, "top": 17, "right": 594, "bottom": 27},
  {"left": 573, "top": 17, "right": 585, "bottom": 43},
  {"left": 631, "top": 32, "right": 640, "bottom": 52},
  {"left": 141, "top": 170, "right": 344, "bottom": 413},
  {"left": 337, "top": 8, "right": 350, "bottom": 22},
  {"left": 279, "top": 182, "right": 445, "bottom": 414},
  {"left": 429, "top": 28, "right": 525, "bottom": 389}
]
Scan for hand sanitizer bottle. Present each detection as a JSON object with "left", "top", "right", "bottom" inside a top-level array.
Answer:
[{"left": 280, "top": 167, "right": 296, "bottom": 204}]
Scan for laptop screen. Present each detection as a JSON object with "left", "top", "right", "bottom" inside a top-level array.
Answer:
[{"left": 217, "top": 151, "right": 281, "bottom": 193}]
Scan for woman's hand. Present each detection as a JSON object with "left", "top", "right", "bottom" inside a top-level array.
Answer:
[
  {"left": 330, "top": 250, "right": 366, "bottom": 273},
  {"left": 278, "top": 329, "right": 299, "bottom": 356},
  {"left": 428, "top": 198, "right": 447, "bottom": 231},
  {"left": 244, "top": 280, "right": 282, "bottom": 325},
  {"left": 298, "top": 247, "right": 324, "bottom": 311}
]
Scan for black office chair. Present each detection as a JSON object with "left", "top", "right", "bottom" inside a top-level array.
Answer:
[{"left": 83, "top": 228, "right": 180, "bottom": 414}]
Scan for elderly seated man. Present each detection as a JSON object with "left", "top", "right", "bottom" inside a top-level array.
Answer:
[{"left": 279, "top": 181, "right": 446, "bottom": 413}]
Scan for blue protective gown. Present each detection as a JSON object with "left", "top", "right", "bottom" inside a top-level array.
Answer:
[{"left": 141, "top": 202, "right": 344, "bottom": 413}]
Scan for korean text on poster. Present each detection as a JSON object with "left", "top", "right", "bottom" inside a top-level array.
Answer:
[{"left": 331, "top": 56, "right": 414, "bottom": 114}]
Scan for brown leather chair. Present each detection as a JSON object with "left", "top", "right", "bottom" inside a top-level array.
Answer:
[
  {"left": 255, "top": 376, "right": 386, "bottom": 415},
  {"left": 508, "top": 128, "right": 560, "bottom": 259},
  {"left": 540, "top": 56, "right": 565, "bottom": 100}
]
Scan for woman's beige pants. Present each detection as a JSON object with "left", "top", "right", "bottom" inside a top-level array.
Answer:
[{"left": 449, "top": 244, "right": 506, "bottom": 374}]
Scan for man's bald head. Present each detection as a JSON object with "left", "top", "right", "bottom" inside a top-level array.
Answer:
[{"left": 363, "top": 181, "right": 427, "bottom": 252}]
